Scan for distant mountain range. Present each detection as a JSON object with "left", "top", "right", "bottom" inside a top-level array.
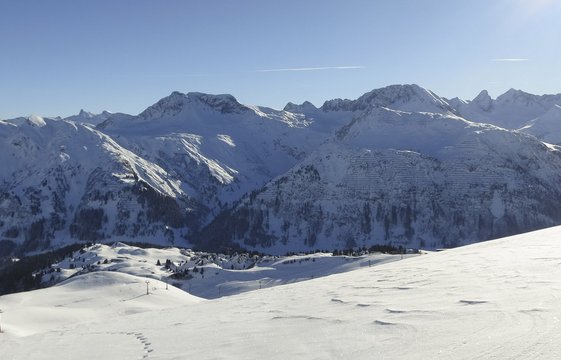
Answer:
[{"left": 2, "top": 84, "right": 561, "bottom": 255}]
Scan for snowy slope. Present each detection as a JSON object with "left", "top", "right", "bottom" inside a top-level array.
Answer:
[
  {"left": 97, "top": 91, "right": 348, "bottom": 220},
  {"left": 199, "top": 107, "right": 561, "bottom": 253},
  {"left": 518, "top": 105, "right": 561, "bottom": 144},
  {"left": 4, "top": 226, "right": 561, "bottom": 359},
  {"left": 0, "top": 118, "right": 194, "bottom": 252},
  {"left": 36, "top": 242, "right": 406, "bottom": 299},
  {"left": 0, "top": 271, "right": 200, "bottom": 337},
  {"left": 457, "top": 88, "right": 561, "bottom": 129}
]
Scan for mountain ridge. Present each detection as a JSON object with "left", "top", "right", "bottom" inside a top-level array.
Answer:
[
  {"left": 3, "top": 84, "right": 561, "bottom": 255},
  {"left": 197, "top": 107, "right": 561, "bottom": 253}
]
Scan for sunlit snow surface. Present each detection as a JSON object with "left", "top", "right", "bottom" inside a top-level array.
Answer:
[{"left": 4, "top": 226, "right": 561, "bottom": 359}]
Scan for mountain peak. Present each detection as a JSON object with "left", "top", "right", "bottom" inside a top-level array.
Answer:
[
  {"left": 505, "top": 88, "right": 522, "bottom": 95},
  {"left": 357, "top": 84, "right": 449, "bottom": 107},
  {"left": 186, "top": 92, "right": 248, "bottom": 114},
  {"left": 496, "top": 88, "right": 533, "bottom": 103},
  {"left": 471, "top": 90, "right": 493, "bottom": 112},
  {"left": 283, "top": 100, "right": 318, "bottom": 113},
  {"left": 140, "top": 91, "right": 248, "bottom": 119},
  {"left": 320, "top": 98, "right": 354, "bottom": 112},
  {"left": 25, "top": 114, "right": 47, "bottom": 127},
  {"left": 321, "top": 84, "right": 451, "bottom": 113},
  {"left": 170, "top": 90, "right": 184, "bottom": 97},
  {"left": 78, "top": 109, "right": 92, "bottom": 117},
  {"left": 473, "top": 89, "right": 491, "bottom": 100},
  {"left": 138, "top": 92, "right": 188, "bottom": 119},
  {"left": 63, "top": 110, "right": 113, "bottom": 125},
  {"left": 75, "top": 109, "right": 107, "bottom": 120}
]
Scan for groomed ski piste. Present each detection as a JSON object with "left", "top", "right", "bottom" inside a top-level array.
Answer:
[{"left": 3, "top": 226, "right": 561, "bottom": 359}]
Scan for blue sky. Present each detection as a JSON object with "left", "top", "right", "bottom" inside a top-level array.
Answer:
[{"left": 1, "top": 0, "right": 560, "bottom": 118}]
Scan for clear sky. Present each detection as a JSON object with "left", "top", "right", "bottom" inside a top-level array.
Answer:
[{"left": 1, "top": 0, "right": 560, "bottom": 118}]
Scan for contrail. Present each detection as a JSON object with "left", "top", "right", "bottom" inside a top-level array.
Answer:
[{"left": 491, "top": 58, "right": 529, "bottom": 62}]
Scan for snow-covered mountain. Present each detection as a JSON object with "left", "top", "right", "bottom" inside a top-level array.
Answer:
[
  {"left": 63, "top": 109, "right": 115, "bottom": 126},
  {"left": 285, "top": 84, "right": 454, "bottom": 129},
  {"left": 456, "top": 88, "right": 561, "bottom": 129},
  {"left": 1, "top": 115, "right": 59, "bottom": 127},
  {"left": 4, "top": 84, "right": 561, "bottom": 255},
  {"left": 0, "top": 91, "right": 350, "bottom": 254},
  {"left": 518, "top": 105, "right": 561, "bottom": 144},
  {"left": 97, "top": 91, "right": 348, "bottom": 220},
  {"left": 198, "top": 107, "right": 561, "bottom": 253},
  {"left": 0, "top": 117, "right": 195, "bottom": 253},
  {"left": 321, "top": 84, "right": 453, "bottom": 114}
]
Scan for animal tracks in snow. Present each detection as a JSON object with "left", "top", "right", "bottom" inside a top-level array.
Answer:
[{"left": 124, "top": 331, "right": 155, "bottom": 359}]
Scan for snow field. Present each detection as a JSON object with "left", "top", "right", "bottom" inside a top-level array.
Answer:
[{"left": 4, "top": 226, "right": 561, "bottom": 358}]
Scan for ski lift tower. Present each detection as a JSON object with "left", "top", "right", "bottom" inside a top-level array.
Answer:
[{"left": 0, "top": 309, "right": 3, "bottom": 333}]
